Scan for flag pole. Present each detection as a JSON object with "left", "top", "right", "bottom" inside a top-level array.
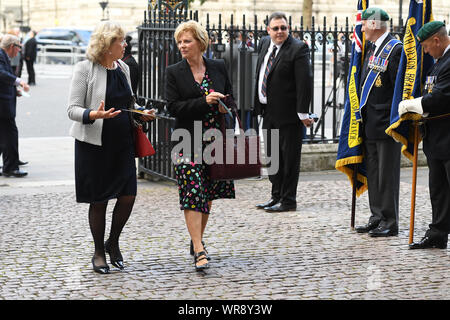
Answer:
[
  {"left": 409, "top": 121, "right": 420, "bottom": 244},
  {"left": 351, "top": 164, "right": 358, "bottom": 229}
]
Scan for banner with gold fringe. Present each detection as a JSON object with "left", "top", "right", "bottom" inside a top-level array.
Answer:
[
  {"left": 335, "top": 0, "right": 369, "bottom": 197},
  {"left": 385, "top": 0, "right": 434, "bottom": 161}
]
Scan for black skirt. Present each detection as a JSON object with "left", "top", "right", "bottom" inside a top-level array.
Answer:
[{"left": 75, "top": 67, "right": 136, "bottom": 203}]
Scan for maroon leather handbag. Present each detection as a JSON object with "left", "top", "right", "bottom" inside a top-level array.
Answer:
[
  {"left": 134, "top": 126, "right": 155, "bottom": 158},
  {"left": 208, "top": 102, "right": 261, "bottom": 181}
]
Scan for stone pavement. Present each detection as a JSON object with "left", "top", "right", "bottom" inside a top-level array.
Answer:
[{"left": 0, "top": 137, "right": 449, "bottom": 300}]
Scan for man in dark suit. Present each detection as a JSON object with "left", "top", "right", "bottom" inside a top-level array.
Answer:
[
  {"left": 24, "top": 30, "right": 37, "bottom": 85},
  {"left": 254, "top": 12, "right": 313, "bottom": 213},
  {"left": 355, "top": 8, "right": 403, "bottom": 237},
  {"left": 399, "top": 21, "right": 450, "bottom": 249},
  {"left": 0, "top": 34, "right": 30, "bottom": 177},
  {"left": 122, "top": 35, "right": 139, "bottom": 95}
]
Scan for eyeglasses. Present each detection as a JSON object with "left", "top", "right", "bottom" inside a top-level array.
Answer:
[
  {"left": 270, "top": 25, "right": 288, "bottom": 32},
  {"left": 13, "top": 43, "right": 22, "bottom": 49}
]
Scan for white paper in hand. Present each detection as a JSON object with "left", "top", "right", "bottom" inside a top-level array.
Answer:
[{"left": 18, "top": 89, "right": 31, "bottom": 98}]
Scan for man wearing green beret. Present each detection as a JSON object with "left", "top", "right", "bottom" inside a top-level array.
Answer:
[
  {"left": 398, "top": 21, "right": 450, "bottom": 249},
  {"left": 355, "top": 7, "right": 403, "bottom": 237}
]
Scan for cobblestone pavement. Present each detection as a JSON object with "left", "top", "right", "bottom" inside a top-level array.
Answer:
[{"left": 1, "top": 173, "right": 449, "bottom": 300}]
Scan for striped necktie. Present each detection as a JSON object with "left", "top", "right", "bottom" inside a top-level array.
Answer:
[{"left": 261, "top": 45, "right": 278, "bottom": 97}]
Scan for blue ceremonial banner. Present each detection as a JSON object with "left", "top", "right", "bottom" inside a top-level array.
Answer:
[
  {"left": 385, "top": 0, "right": 434, "bottom": 161},
  {"left": 335, "top": 0, "right": 368, "bottom": 197}
]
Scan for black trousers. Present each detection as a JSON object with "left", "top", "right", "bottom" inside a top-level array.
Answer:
[
  {"left": 25, "top": 59, "right": 35, "bottom": 84},
  {"left": 426, "top": 157, "right": 450, "bottom": 241},
  {"left": 0, "top": 118, "right": 19, "bottom": 173},
  {"left": 263, "top": 119, "right": 303, "bottom": 206},
  {"left": 363, "top": 138, "right": 401, "bottom": 229}
]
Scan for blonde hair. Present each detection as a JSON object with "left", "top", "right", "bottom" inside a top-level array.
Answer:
[
  {"left": 86, "top": 21, "right": 125, "bottom": 63},
  {"left": 174, "top": 20, "right": 209, "bottom": 53}
]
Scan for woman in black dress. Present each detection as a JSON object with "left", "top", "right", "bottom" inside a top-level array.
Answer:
[
  {"left": 67, "top": 21, "right": 155, "bottom": 274},
  {"left": 166, "top": 21, "right": 235, "bottom": 271}
]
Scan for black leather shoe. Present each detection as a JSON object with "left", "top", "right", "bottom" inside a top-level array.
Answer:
[
  {"left": 105, "top": 240, "right": 124, "bottom": 270},
  {"left": 2, "top": 169, "right": 27, "bottom": 178},
  {"left": 409, "top": 236, "right": 447, "bottom": 249},
  {"left": 91, "top": 257, "right": 110, "bottom": 274},
  {"left": 368, "top": 226, "right": 398, "bottom": 237},
  {"left": 18, "top": 160, "right": 28, "bottom": 166},
  {"left": 264, "top": 203, "right": 296, "bottom": 212},
  {"left": 355, "top": 221, "right": 379, "bottom": 233},
  {"left": 256, "top": 198, "right": 280, "bottom": 209}
]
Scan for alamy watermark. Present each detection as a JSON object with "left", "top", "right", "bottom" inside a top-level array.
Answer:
[{"left": 171, "top": 121, "right": 280, "bottom": 175}]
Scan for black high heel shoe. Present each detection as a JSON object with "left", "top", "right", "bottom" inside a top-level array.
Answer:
[
  {"left": 190, "top": 240, "right": 211, "bottom": 261},
  {"left": 194, "top": 251, "right": 209, "bottom": 271},
  {"left": 105, "top": 240, "right": 124, "bottom": 270},
  {"left": 91, "top": 257, "right": 110, "bottom": 274}
]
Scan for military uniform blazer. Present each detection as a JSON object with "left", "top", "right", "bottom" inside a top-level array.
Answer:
[
  {"left": 360, "top": 34, "right": 402, "bottom": 140},
  {"left": 422, "top": 49, "right": 450, "bottom": 159}
]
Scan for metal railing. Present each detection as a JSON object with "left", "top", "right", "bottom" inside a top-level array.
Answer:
[
  {"left": 36, "top": 44, "right": 86, "bottom": 65},
  {"left": 136, "top": 8, "right": 403, "bottom": 181}
]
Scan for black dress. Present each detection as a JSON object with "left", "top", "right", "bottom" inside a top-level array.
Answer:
[{"left": 74, "top": 67, "right": 136, "bottom": 203}]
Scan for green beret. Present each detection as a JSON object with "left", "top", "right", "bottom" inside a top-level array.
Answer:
[
  {"left": 417, "top": 21, "right": 446, "bottom": 42},
  {"left": 362, "top": 7, "right": 390, "bottom": 21}
]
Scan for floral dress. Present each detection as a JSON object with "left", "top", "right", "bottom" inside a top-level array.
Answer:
[{"left": 173, "top": 71, "right": 235, "bottom": 214}]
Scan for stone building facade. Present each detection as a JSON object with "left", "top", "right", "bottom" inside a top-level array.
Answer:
[{"left": 0, "top": 0, "right": 448, "bottom": 33}]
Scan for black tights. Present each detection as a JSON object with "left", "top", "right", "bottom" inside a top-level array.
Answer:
[{"left": 89, "top": 195, "right": 136, "bottom": 266}]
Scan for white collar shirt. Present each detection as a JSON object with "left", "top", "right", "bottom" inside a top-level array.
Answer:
[
  {"left": 258, "top": 40, "right": 282, "bottom": 105},
  {"left": 372, "top": 31, "right": 390, "bottom": 55}
]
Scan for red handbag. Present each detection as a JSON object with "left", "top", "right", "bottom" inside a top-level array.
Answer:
[
  {"left": 134, "top": 126, "right": 155, "bottom": 158},
  {"left": 208, "top": 109, "right": 261, "bottom": 181}
]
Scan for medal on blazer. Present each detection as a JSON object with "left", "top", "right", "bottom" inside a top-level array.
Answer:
[
  {"left": 360, "top": 38, "right": 402, "bottom": 111},
  {"left": 424, "top": 76, "right": 436, "bottom": 94},
  {"left": 368, "top": 55, "right": 389, "bottom": 73},
  {"left": 375, "top": 75, "right": 382, "bottom": 87}
]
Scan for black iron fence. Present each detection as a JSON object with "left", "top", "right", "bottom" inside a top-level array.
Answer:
[{"left": 136, "top": 8, "right": 403, "bottom": 181}]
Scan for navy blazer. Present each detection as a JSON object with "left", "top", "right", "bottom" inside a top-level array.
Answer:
[
  {"left": 165, "top": 57, "right": 233, "bottom": 135},
  {"left": 0, "top": 49, "right": 18, "bottom": 119},
  {"left": 422, "top": 48, "right": 450, "bottom": 159},
  {"left": 360, "top": 34, "right": 403, "bottom": 140}
]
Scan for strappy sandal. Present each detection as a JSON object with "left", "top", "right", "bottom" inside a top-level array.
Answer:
[
  {"left": 190, "top": 240, "right": 211, "bottom": 260},
  {"left": 194, "top": 251, "right": 209, "bottom": 271}
]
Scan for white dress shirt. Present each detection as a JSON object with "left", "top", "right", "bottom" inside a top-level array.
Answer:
[
  {"left": 440, "top": 44, "right": 450, "bottom": 59},
  {"left": 373, "top": 31, "right": 390, "bottom": 55},
  {"left": 258, "top": 40, "right": 281, "bottom": 105}
]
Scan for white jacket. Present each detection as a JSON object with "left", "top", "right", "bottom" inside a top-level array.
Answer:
[{"left": 67, "top": 59, "right": 132, "bottom": 146}]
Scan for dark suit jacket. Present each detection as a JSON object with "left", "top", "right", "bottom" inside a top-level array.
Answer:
[
  {"left": 0, "top": 49, "right": 18, "bottom": 119},
  {"left": 122, "top": 53, "right": 140, "bottom": 95},
  {"left": 166, "top": 57, "right": 233, "bottom": 136},
  {"left": 253, "top": 35, "right": 312, "bottom": 128},
  {"left": 422, "top": 48, "right": 450, "bottom": 159},
  {"left": 360, "top": 34, "right": 402, "bottom": 140},
  {"left": 24, "top": 37, "right": 37, "bottom": 62}
]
